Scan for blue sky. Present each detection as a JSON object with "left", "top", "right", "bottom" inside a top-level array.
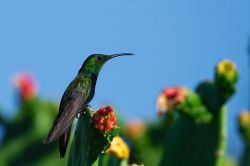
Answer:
[{"left": 0, "top": 0, "right": 250, "bottom": 158}]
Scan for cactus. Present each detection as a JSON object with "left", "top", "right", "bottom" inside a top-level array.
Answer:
[
  {"left": 238, "top": 111, "right": 250, "bottom": 166},
  {"left": 159, "top": 105, "right": 227, "bottom": 166},
  {"left": 153, "top": 59, "right": 238, "bottom": 166},
  {"left": 68, "top": 106, "right": 119, "bottom": 166}
]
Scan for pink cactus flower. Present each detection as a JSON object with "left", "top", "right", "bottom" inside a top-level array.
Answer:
[{"left": 156, "top": 86, "right": 187, "bottom": 116}]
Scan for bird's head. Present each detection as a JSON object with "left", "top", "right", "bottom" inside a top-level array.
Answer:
[{"left": 79, "top": 53, "right": 134, "bottom": 76}]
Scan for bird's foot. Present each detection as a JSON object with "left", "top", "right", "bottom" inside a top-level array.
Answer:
[
  {"left": 76, "top": 111, "right": 82, "bottom": 119},
  {"left": 76, "top": 105, "right": 92, "bottom": 119},
  {"left": 76, "top": 112, "right": 81, "bottom": 119}
]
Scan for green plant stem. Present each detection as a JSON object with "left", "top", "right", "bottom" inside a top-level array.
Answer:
[{"left": 215, "top": 106, "right": 227, "bottom": 166}]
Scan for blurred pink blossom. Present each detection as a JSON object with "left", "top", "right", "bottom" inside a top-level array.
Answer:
[
  {"left": 13, "top": 72, "right": 37, "bottom": 100},
  {"left": 156, "top": 86, "right": 187, "bottom": 116}
]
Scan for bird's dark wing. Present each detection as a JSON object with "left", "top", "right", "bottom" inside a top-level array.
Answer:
[{"left": 43, "top": 86, "right": 90, "bottom": 144}]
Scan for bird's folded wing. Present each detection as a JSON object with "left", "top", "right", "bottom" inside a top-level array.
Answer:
[{"left": 43, "top": 89, "right": 89, "bottom": 144}]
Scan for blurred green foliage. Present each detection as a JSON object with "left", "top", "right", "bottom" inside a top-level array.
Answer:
[{"left": 0, "top": 98, "right": 68, "bottom": 166}]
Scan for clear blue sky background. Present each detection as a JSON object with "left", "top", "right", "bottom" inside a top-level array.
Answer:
[{"left": 0, "top": 0, "right": 250, "bottom": 158}]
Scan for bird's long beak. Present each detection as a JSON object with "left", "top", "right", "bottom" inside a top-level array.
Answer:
[{"left": 109, "top": 53, "right": 134, "bottom": 59}]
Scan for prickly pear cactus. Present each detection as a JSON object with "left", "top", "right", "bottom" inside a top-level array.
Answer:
[
  {"left": 156, "top": 59, "right": 238, "bottom": 166},
  {"left": 68, "top": 106, "right": 119, "bottom": 166}
]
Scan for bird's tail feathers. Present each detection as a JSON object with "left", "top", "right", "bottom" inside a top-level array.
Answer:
[
  {"left": 59, "top": 126, "right": 72, "bottom": 158},
  {"left": 43, "top": 131, "right": 56, "bottom": 144}
]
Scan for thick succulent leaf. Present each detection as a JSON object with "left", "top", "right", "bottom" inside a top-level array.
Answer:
[
  {"left": 68, "top": 109, "right": 93, "bottom": 166},
  {"left": 160, "top": 106, "right": 227, "bottom": 166},
  {"left": 177, "top": 90, "right": 212, "bottom": 123},
  {"left": 99, "top": 154, "right": 128, "bottom": 166}
]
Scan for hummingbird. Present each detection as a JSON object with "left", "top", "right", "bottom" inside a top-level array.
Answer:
[{"left": 43, "top": 53, "right": 133, "bottom": 158}]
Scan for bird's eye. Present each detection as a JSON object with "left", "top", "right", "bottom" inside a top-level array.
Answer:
[{"left": 97, "top": 56, "right": 103, "bottom": 61}]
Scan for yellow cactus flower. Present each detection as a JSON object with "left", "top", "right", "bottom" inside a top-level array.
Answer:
[
  {"left": 217, "top": 59, "right": 236, "bottom": 77},
  {"left": 239, "top": 111, "right": 250, "bottom": 127},
  {"left": 106, "top": 136, "right": 130, "bottom": 159}
]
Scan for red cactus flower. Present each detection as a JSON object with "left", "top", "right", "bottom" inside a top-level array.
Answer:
[
  {"left": 93, "top": 106, "right": 117, "bottom": 132},
  {"left": 156, "top": 86, "right": 187, "bottom": 116},
  {"left": 14, "top": 73, "right": 37, "bottom": 100}
]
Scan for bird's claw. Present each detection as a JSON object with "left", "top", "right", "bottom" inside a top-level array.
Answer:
[
  {"left": 76, "top": 111, "right": 82, "bottom": 119},
  {"left": 76, "top": 113, "right": 80, "bottom": 119},
  {"left": 76, "top": 105, "right": 92, "bottom": 119}
]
